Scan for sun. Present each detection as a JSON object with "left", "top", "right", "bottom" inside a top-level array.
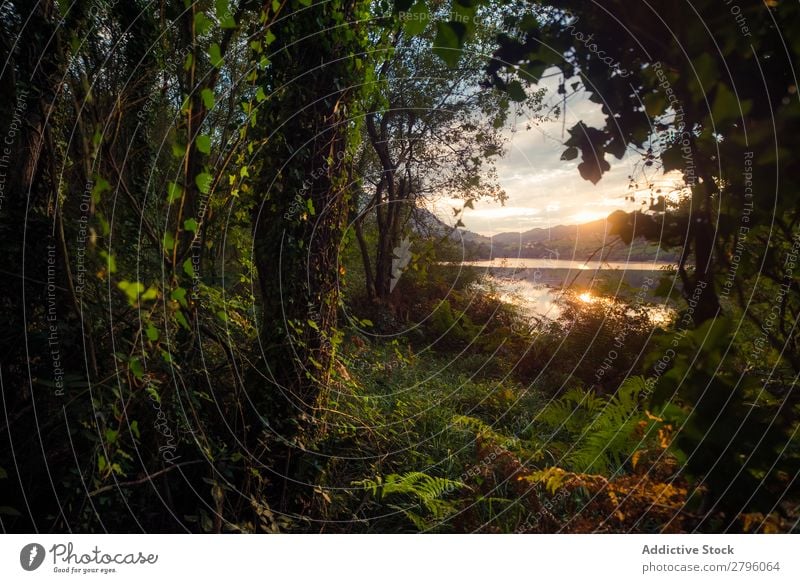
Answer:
[
  {"left": 569, "top": 210, "right": 608, "bottom": 224},
  {"left": 578, "top": 291, "right": 595, "bottom": 303}
]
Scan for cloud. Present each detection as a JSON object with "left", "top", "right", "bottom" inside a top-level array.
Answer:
[{"left": 432, "top": 68, "right": 647, "bottom": 236}]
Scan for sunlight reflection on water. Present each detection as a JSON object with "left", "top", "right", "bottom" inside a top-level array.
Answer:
[{"left": 484, "top": 275, "right": 674, "bottom": 325}]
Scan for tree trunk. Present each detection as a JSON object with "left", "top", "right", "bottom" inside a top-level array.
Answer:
[
  {"left": 684, "top": 144, "right": 722, "bottom": 326},
  {"left": 252, "top": 0, "right": 367, "bottom": 444},
  {"left": 0, "top": 0, "right": 72, "bottom": 530},
  {"left": 374, "top": 225, "right": 394, "bottom": 300},
  {"left": 353, "top": 217, "right": 375, "bottom": 300}
]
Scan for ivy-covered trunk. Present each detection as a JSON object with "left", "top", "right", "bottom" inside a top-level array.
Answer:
[
  {"left": 0, "top": 0, "right": 76, "bottom": 530},
  {"left": 253, "top": 0, "right": 368, "bottom": 441}
]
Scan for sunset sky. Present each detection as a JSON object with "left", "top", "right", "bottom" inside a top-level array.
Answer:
[{"left": 431, "top": 70, "right": 679, "bottom": 237}]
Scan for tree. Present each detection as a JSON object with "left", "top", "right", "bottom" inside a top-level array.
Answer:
[
  {"left": 353, "top": 7, "right": 543, "bottom": 303},
  {"left": 251, "top": 0, "right": 371, "bottom": 447},
  {"left": 356, "top": 35, "right": 501, "bottom": 301}
]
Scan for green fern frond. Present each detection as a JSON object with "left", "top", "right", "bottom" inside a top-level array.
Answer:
[
  {"left": 451, "top": 415, "right": 519, "bottom": 449},
  {"left": 567, "top": 418, "right": 642, "bottom": 474},
  {"left": 535, "top": 376, "right": 655, "bottom": 473},
  {"left": 353, "top": 471, "right": 465, "bottom": 530},
  {"left": 387, "top": 472, "right": 463, "bottom": 505}
]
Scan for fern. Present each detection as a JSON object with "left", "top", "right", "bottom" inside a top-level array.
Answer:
[
  {"left": 451, "top": 414, "right": 519, "bottom": 449},
  {"left": 537, "top": 386, "right": 606, "bottom": 433},
  {"left": 535, "top": 376, "right": 658, "bottom": 474},
  {"left": 526, "top": 467, "right": 572, "bottom": 495},
  {"left": 353, "top": 471, "right": 464, "bottom": 531}
]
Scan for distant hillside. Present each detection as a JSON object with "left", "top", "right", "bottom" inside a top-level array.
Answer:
[{"left": 415, "top": 208, "right": 679, "bottom": 263}]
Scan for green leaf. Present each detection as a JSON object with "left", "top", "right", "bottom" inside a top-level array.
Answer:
[
  {"left": 141, "top": 286, "right": 158, "bottom": 301},
  {"left": 184, "top": 218, "right": 199, "bottom": 233},
  {"left": 687, "top": 53, "right": 717, "bottom": 100},
  {"left": 105, "top": 428, "right": 119, "bottom": 444},
  {"left": 146, "top": 323, "right": 160, "bottom": 342},
  {"left": 195, "top": 172, "right": 213, "bottom": 194},
  {"left": 200, "top": 88, "right": 215, "bottom": 109},
  {"left": 129, "top": 358, "right": 144, "bottom": 379},
  {"left": 194, "top": 12, "right": 213, "bottom": 36},
  {"left": 215, "top": 0, "right": 236, "bottom": 28},
  {"left": 307, "top": 319, "right": 319, "bottom": 331},
  {"left": 183, "top": 258, "right": 195, "bottom": 278},
  {"left": 506, "top": 80, "right": 526, "bottom": 102},
  {"left": 451, "top": 1, "right": 477, "bottom": 36},
  {"left": 433, "top": 22, "right": 462, "bottom": 68},
  {"left": 91, "top": 176, "right": 111, "bottom": 204},
  {"left": 403, "top": 2, "right": 429, "bottom": 36},
  {"left": 146, "top": 384, "right": 161, "bottom": 404},
  {"left": 118, "top": 280, "right": 145, "bottom": 303},
  {"left": 130, "top": 420, "right": 141, "bottom": 439},
  {"left": 208, "top": 43, "right": 224, "bottom": 68},
  {"left": 167, "top": 181, "right": 183, "bottom": 203},
  {"left": 175, "top": 310, "right": 191, "bottom": 330},
  {"left": 643, "top": 91, "right": 667, "bottom": 118},
  {"left": 171, "top": 287, "right": 188, "bottom": 308},
  {"left": 163, "top": 231, "right": 175, "bottom": 251},
  {"left": 297, "top": 0, "right": 312, "bottom": 6},
  {"left": 196, "top": 134, "right": 211, "bottom": 154},
  {"left": 100, "top": 250, "right": 117, "bottom": 274},
  {"left": 712, "top": 84, "right": 750, "bottom": 125}
]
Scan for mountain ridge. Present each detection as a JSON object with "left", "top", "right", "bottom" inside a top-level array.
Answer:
[{"left": 415, "top": 208, "right": 678, "bottom": 262}]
